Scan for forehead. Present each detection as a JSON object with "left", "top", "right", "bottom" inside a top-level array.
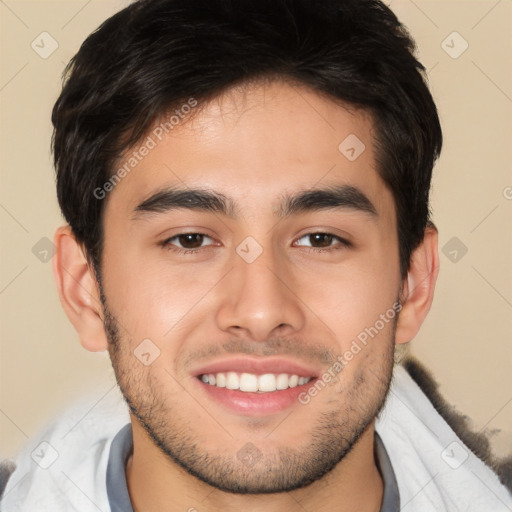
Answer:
[{"left": 106, "top": 79, "right": 394, "bottom": 221}]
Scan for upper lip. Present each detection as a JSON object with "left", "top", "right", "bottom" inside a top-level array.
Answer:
[{"left": 192, "top": 356, "right": 320, "bottom": 378}]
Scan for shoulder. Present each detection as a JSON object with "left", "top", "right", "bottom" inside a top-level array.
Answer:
[
  {"left": 375, "top": 357, "right": 512, "bottom": 511},
  {"left": 0, "top": 387, "right": 129, "bottom": 511},
  {"left": 403, "top": 356, "right": 512, "bottom": 493}
]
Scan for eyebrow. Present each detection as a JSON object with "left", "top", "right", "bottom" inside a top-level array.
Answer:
[
  {"left": 278, "top": 185, "right": 377, "bottom": 218},
  {"left": 133, "top": 184, "right": 378, "bottom": 220}
]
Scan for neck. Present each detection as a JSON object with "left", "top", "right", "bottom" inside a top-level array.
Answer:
[{"left": 126, "top": 419, "right": 383, "bottom": 512}]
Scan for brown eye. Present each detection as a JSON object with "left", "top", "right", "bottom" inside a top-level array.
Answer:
[
  {"left": 177, "top": 233, "right": 205, "bottom": 249},
  {"left": 162, "top": 233, "right": 215, "bottom": 253},
  {"left": 294, "top": 232, "right": 351, "bottom": 252},
  {"left": 309, "top": 233, "right": 334, "bottom": 247}
]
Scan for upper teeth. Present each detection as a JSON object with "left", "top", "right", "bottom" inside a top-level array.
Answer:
[{"left": 200, "top": 372, "right": 312, "bottom": 392}]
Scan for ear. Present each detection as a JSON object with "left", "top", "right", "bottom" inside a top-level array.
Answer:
[
  {"left": 52, "top": 225, "right": 108, "bottom": 352},
  {"left": 395, "top": 224, "right": 439, "bottom": 345}
]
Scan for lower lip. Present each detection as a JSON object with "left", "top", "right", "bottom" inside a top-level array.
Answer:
[{"left": 195, "top": 377, "right": 316, "bottom": 416}]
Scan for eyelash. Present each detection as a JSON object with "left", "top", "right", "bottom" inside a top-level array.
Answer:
[
  {"left": 161, "top": 232, "right": 351, "bottom": 255},
  {"left": 161, "top": 233, "right": 216, "bottom": 255}
]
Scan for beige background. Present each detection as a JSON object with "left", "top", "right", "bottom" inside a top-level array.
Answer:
[{"left": 1, "top": 0, "right": 511, "bottom": 461}]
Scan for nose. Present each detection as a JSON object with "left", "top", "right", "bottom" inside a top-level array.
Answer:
[{"left": 215, "top": 244, "right": 305, "bottom": 342}]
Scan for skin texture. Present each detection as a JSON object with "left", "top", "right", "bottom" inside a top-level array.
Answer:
[{"left": 53, "top": 79, "right": 439, "bottom": 512}]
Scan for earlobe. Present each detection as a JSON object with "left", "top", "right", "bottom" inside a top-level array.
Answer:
[
  {"left": 395, "top": 225, "right": 440, "bottom": 345},
  {"left": 52, "top": 226, "right": 109, "bottom": 352}
]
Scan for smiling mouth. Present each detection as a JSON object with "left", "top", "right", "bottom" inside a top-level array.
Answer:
[{"left": 198, "top": 371, "right": 314, "bottom": 393}]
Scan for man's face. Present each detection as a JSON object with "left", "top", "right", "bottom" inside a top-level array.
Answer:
[{"left": 100, "top": 80, "right": 402, "bottom": 493}]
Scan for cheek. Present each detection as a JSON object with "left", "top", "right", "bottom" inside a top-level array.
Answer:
[
  {"left": 298, "top": 252, "right": 400, "bottom": 344},
  {"left": 102, "top": 245, "right": 223, "bottom": 342}
]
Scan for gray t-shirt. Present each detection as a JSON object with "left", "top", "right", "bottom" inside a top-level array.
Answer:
[{"left": 106, "top": 423, "right": 400, "bottom": 511}]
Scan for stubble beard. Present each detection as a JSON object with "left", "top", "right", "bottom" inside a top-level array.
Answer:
[{"left": 100, "top": 292, "right": 396, "bottom": 494}]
